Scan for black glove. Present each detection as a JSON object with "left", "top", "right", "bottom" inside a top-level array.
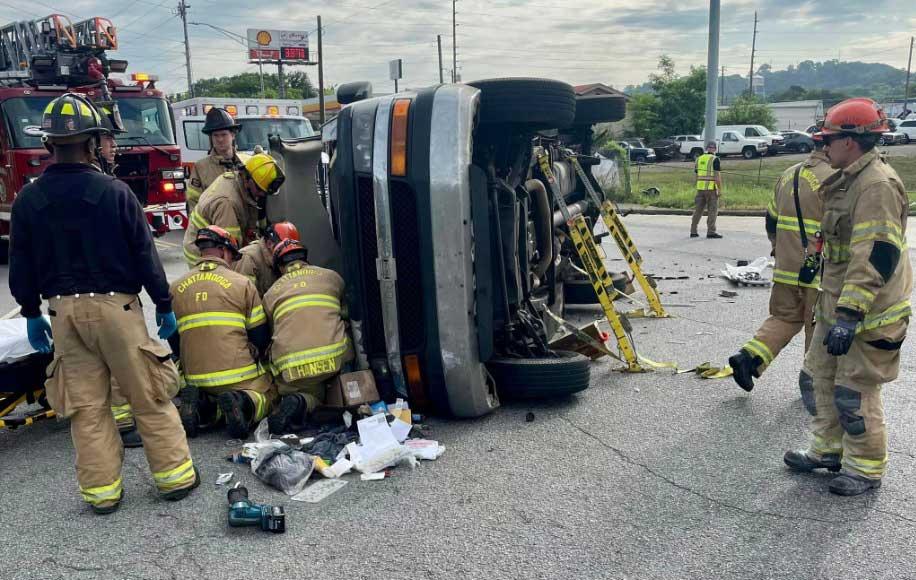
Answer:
[{"left": 823, "top": 316, "right": 857, "bottom": 356}]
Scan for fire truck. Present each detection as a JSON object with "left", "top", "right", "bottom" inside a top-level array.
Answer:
[{"left": 0, "top": 14, "right": 187, "bottom": 261}]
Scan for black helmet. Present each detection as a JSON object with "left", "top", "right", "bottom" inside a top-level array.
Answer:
[
  {"left": 202, "top": 107, "right": 241, "bottom": 135},
  {"left": 41, "top": 93, "right": 109, "bottom": 143}
]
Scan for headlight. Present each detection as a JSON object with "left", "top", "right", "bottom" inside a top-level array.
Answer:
[
  {"left": 351, "top": 103, "right": 377, "bottom": 173},
  {"left": 161, "top": 168, "right": 186, "bottom": 180}
]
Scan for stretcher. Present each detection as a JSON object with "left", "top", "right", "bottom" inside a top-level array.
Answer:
[{"left": 0, "top": 318, "right": 55, "bottom": 429}]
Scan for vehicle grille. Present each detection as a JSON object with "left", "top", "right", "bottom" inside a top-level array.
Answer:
[
  {"left": 390, "top": 180, "right": 424, "bottom": 352},
  {"left": 356, "top": 175, "right": 385, "bottom": 355},
  {"left": 115, "top": 152, "right": 150, "bottom": 206}
]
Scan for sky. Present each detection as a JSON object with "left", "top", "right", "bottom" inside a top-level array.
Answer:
[{"left": 2, "top": 0, "right": 915, "bottom": 96}]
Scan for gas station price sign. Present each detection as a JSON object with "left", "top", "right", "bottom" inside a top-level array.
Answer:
[{"left": 246, "top": 29, "right": 313, "bottom": 64}]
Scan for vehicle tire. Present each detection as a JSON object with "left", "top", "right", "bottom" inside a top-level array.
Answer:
[
  {"left": 905, "top": 135, "right": 911, "bottom": 144},
  {"left": 878, "top": 136, "right": 886, "bottom": 146},
  {"left": 572, "top": 94, "right": 627, "bottom": 125},
  {"left": 691, "top": 148, "right": 704, "bottom": 161},
  {"left": 798, "top": 143, "right": 811, "bottom": 154},
  {"left": 564, "top": 274, "right": 627, "bottom": 305},
  {"left": 742, "top": 147, "right": 756, "bottom": 160},
  {"left": 487, "top": 350, "right": 591, "bottom": 400},
  {"left": 468, "top": 78, "right": 576, "bottom": 129}
]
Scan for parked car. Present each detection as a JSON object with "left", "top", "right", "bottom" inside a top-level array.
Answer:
[
  {"left": 780, "top": 130, "right": 815, "bottom": 154},
  {"left": 668, "top": 134, "right": 706, "bottom": 161},
  {"left": 619, "top": 140, "right": 656, "bottom": 164},
  {"left": 715, "top": 129, "right": 769, "bottom": 159},
  {"left": 879, "top": 129, "right": 905, "bottom": 146},
  {"left": 888, "top": 118, "right": 916, "bottom": 143},
  {"left": 647, "top": 138, "right": 678, "bottom": 161},
  {"left": 716, "top": 125, "right": 784, "bottom": 155}
]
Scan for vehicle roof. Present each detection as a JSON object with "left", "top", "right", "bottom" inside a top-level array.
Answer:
[{"left": 178, "top": 115, "right": 308, "bottom": 121}]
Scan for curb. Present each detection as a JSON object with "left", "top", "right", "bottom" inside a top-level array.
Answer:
[{"left": 619, "top": 207, "right": 766, "bottom": 217}]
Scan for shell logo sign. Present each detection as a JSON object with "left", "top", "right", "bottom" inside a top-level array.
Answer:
[{"left": 256, "top": 30, "right": 272, "bottom": 46}]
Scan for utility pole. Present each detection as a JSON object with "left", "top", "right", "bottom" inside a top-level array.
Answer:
[
  {"left": 703, "top": 0, "right": 720, "bottom": 146},
  {"left": 317, "top": 15, "right": 325, "bottom": 125},
  {"left": 437, "top": 34, "right": 444, "bottom": 83},
  {"left": 904, "top": 36, "right": 914, "bottom": 117},
  {"left": 278, "top": 61, "right": 285, "bottom": 99},
  {"left": 747, "top": 11, "right": 758, "bottom": 97},
  {"left": 177, "top": 0, "right": 194, "bottom": 98},
  {"left": 452, "top": 0, "right": 457, "bottom": 82},
  {"left": 720, "top": 65, "right": 725, "bottom": 106}
]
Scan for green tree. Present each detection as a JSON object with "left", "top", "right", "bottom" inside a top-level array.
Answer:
[
  {"left": 171, "top": 71, "right": 319, "bottom": 101},
  {"left": 628, "top": 93, "right": 660, "bottom": 139},
  {"left": 718, "top": 94, "right": 778, "bottom": 128},
  {"left": 624, "top": 56, "right": 707, "bottom": 140}
]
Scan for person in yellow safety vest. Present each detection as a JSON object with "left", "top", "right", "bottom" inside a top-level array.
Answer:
[
  {"left": 690, "top": 142, "right": 723, "bottom": 239},
  {"left": 728, "top": 137, "right": 836, "bottom": 391},
  {"left": 264, "top": 239, "right": 354, "bottom": 434},
  {"left": 182, "top": 153, "right": 285, "bottom": 267},
  {"left": 232, "top": 221, "right": 300, "bottom": 297},
  {"left": 783, "top": 98, "right": 911, "bottom": 496},
  {"left": 171, "top": 226, "right": 276, "bottom": 439},
  {"left": 185, "top": 107, "right": 247, "bottom": 214},
  {"left": 9, "top": 93, "right": 199, "bottom": 514}
]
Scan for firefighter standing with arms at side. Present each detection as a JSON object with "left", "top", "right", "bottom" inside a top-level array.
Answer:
[
  {"left": 9, "top": 94, "right": 198, "bottom": 514},
  {"left": 784, "top": 98, "right": 911, "bottom": 496},
  {"left": 728, "top": 135, "right": 835, "bottom": 391},
  {"left": 182, "top": 153, "right": 285, "bottom": 266},
  {"left": 691, "top": 142, "right": 723, "bottom": 239},
  {"left": 185, "top": 107, "right": 246, "bottom": 214}
]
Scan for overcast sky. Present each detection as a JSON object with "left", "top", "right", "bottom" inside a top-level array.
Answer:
[{"left": 2, "top": 0, "right": 915, "bottom": 96}]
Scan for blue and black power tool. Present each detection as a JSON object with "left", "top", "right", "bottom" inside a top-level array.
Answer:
[{"left": 227, "top": 484, "right": 285, "bottom": 533}]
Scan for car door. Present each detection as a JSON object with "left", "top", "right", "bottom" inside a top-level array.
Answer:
[{"left": 719, "top": 131, "right": 739, "bottom": 155}]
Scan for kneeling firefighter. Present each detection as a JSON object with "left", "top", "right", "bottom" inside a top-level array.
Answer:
[
  {"left": 233, "top": 221, "right": 300, "bottom": 297},
  {"left": 9, "top": 93, "right": 198, "bottom": 514},
  {"left": 172, "top": 226, "right": 276, "bottom": 438},
  {"left": 264, "top": 239, "right": 353, "bottom": 434}
]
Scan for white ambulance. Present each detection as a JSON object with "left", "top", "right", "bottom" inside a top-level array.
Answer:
[{"left": 171, "top": 97, "right": 316, "bottom": 165}]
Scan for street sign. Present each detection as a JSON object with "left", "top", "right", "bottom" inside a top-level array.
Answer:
[
  {"left": 246, "top": 29, "right": 313, "bottom": 64},
  {"left": 389, "top": 59, "right": 402, "bottom": 81}
]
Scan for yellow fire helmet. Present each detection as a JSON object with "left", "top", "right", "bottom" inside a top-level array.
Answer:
[{"left": 244, "top": 153, "right": 285, "bottom": 195}]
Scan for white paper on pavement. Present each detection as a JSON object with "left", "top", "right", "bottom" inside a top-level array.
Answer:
[
  {"left": 291, "top": 479, "right": 348, "bottom": 503},
  {"left": 405, "top": 439, "right": 446, "bottom": 461},
  {"left": 353, "top": 414, "right": 410, "bottom": 474},
  {"left": 389, "top": 419, "right": 411, "bottom": 443}
]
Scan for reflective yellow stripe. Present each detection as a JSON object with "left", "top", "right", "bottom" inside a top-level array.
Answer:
[
  {"left": 818, "top": 299, "right": 911, "bottom": 331},
  {"left": 185, "top": 363, "right": 265, "bottom": 387},
  {"left": 273, "top": 339, "right": 349, "bottom": 373},
  {"left": 838, "top": 284, "right": 876, "bottom": 312},
  {"left": 767, "top": 198, "right": 777, "bottom": 218},
  {"left": 80, "top": 478, "right": 123, "bottom": 505},
  {"left": 184, "top": 245, "right": 200, "bottom": 265},
  {"left": 190, "top": 210, "right": 208, "bottom": 230},
  {"left": 696, "top": 154, "right": 717, "bottom": 191},
  {"left": 247, "top": 305, "right": 266, "bottom": 327},
  {"left": 185, "top": 185, "right": 203, "bottom": 202},
  {"left": 775, "top": 215, "right": 820, "bottom": 237},
  {"left": 111, "top": 403, "right": 133, "bottom": 424},
  {"left": 153, "top": 459, "right": 196, "bottom": 490},
  {"left": 273, "top": 294, "right": 340, "bottom": 322},
  {"left": 224, "top": 226, "right": 242, "bottom": 237},
  {"left": 844, "top": 454, "right": 887, "bottom": 477},
  {"left": 177, "top": 311, "right": 247, "bottom": 332},
  {"left": 249, "top": 391, "right": 269, "bottom": 421},
  {"left": 810, "top": 434, "right": 842, "bottom": 456},
  {"left": 773, "top": 268, "right": 820, "bottom": 288},
  {"left": 743, "top": 338, "right": 774, "bottom": 366},
  {"left": 824, "top": 241, "right": 850, "bottom": 263}
]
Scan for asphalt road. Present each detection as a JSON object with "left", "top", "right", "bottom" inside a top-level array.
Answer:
[{"left": 2, "top": 218, "right": 916, "bottom": 580}]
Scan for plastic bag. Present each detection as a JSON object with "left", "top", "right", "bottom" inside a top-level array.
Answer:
[
  {"left": 251, "top": 443, "right": 315, "bottom": 496},
  {"left": 722, "top": 257, "right": 770, "bottom": 283}
]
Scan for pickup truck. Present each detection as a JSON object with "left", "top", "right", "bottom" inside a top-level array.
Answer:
[
  {"left": 668, "top": 134, "right": 706, "bottom": 161},
  {"left": 270, "top": 79, "right": 630, "bottom": 417},
  {"left": 715, "top": 130, "right": 769, "bottom": 159}
]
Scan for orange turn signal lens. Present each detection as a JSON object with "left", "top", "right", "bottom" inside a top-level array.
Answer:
[
  {"left": 404, "top": 354, "right": 422, "bottom": 391},
  {"left": 225, "top": 105, "right": 238, "bottom": 116},
  {"left": 267, "top": 105, "right": 280, "bottom": 116},
  {"left": 161, "top": 181, "right": 176, "bottom": 193},
  {"left": 390, "top": 99, "right": 410, "bottom": 177}
]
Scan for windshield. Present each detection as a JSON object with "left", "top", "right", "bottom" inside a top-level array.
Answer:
[
  {"left": 2, "top": 96, "right": 51, "bottom": 148},
  {"left": 182, "top": 117, "right": 315, "bottom": 152},
  {"left": 115, "top": 98, "right": 175, "bottom": 146}
]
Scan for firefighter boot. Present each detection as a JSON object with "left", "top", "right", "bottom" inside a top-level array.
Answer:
[
  {"left": 162, "top": 466, "right": 202, "bottom": 502},
  {"left": 92, "top": 491, "right": 123, "bottom": 516},
  {"left": 783, "top": 449, "right": 842, "bottom": 472},
  {"left": 178, "top": 386, "right": 200, "bottom": 438},
  {"left": 728, "top": 349, "right": 760, "bottom": 392},
  {"left": 219, "top": 391, "right": 255, "bottom": 439},
  {"left": 119, "top": 426, "right": 143, "bottom": 449},
  {"left": 828, "top": 472, "right": 882, "bottom": 496},
  {"left": 268, "top": 394, "right": 306, "bottom": 436}
]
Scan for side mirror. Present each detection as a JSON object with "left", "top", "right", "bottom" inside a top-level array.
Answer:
[{"left": 337, "top": 81, "right": 372, "bottom": 105}]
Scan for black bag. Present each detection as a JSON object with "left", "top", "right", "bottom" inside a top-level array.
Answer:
[{"left": 792, "top": 165, "right": 820, "bottom": 285}]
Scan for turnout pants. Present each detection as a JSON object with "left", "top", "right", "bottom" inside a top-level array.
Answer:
[
  {"left": 800, "top": 318, "right": 907, "bottom": 480},
  {"left": 690, "top": 189, "right": 718, "bottom": 235},
  {"left": 44, "top": 293, "right": 195, "bottom": 509},
  {"left": 198, "top": 373, "right": 277, "bottom": 427},
  {"left": 110, "top": 378, "right": 134, "bottom": 431},
  {"left": 743, "top": 283, "right": 818, "bottom": 376}
]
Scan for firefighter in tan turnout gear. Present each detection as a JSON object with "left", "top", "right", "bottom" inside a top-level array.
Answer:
[
  {"left": 183, "top": 153, "right": 285, "bottom": 266},
  {"left": 172, "top": 226, "right": 276, "bottom": 439},
  {"left": 8, "top": 94, "right": 198, "bottom": 514},
  {"left": 233, "top": 221, "right": 300, "bottom": 297},
  {"left": 185, "top": 107, "right": 246, "bottom": 214},
  {"left": 729, "top": 139, "right": 835, "bottom": 391},
  {"left": 783, "top": 98, "right": 912, "bottom": 496},
  {"left": 264, "top": 239, "right": 353, "bottom": 434}
]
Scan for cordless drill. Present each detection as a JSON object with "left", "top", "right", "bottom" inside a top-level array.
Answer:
[{"left": 227, "top": 484, "right": 286, "bottom": 533}]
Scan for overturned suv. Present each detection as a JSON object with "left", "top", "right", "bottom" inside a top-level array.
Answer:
[{"left": 291, "top": 79, "right": 626, "bottom": 417}]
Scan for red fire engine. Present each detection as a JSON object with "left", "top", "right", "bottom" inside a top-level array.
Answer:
[{"left": 0, "top": 14, "right": 187, "bottom": 261}]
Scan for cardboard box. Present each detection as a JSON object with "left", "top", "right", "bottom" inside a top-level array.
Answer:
[{"left": 326, "top": 371, "right": 380, "bottom": 408}]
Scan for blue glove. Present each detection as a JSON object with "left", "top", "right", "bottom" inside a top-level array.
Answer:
[
  {"left": 156, "top": 311, "right": 178, "bottom": 340},
  {"left": 824, "top": 317, "right": 857, "bottom": 356},
  {"left": 26, "top": 316, "right": 52, "bottom": 354}
]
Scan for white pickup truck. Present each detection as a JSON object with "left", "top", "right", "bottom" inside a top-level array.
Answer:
[
  {"left": 715, "top": 129, "right": 769, "bottom": 159},
  {"left": 669, "top": 134, "right": 706, "bottom": 161}
]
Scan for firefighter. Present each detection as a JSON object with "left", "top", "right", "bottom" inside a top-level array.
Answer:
[
  {"left": 264, "top": 239, "right": 353, "bottom": 434},
  {"left": 172, "top": 226, "right": 276, "bottom": 439},
  {"left": 728, "top": 137, "right": 836, "bottom": 391},
  {"left": 784, "top": 98, "right": 911, "bottom": 496},
  {"left": 185, "top": 107, "right": 245, "bottom": 213},
  {"left": 233, "top": 221, "right": 300, "bottom": 297},
  {"left": 690, "top": 142, "right": 723, "bottom": 239},
  {"left": 9, "top": 93, "right": 198, "bottom": 514},
  {"left": 182, "top": 153, "right": 285, "bottom": 267}
]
